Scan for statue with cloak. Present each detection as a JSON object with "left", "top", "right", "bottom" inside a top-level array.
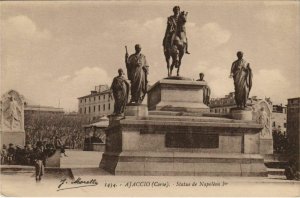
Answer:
[
  {"left": 230, "top": 51, "right": 253, "bottom": 109},
  {"left": 125, "top": 44, "right": 149, "bottom": 104},
  {"left": 110, "top": 68, "right": 130, "bottom": 115}
]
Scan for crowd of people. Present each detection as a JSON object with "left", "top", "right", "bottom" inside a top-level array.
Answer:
[
  {"left": 24, "top": 113, "right": 89, "bottom": 150},
  {"left": 1, "top": 138, "right": 68, "bottom": 181},
  {"left": 0, "top": 139, "right": 60, "bottom": 166}
]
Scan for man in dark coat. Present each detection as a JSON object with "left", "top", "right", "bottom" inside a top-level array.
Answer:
[{"left": 33, "top": 141, "right": 46, "bottom": 181}]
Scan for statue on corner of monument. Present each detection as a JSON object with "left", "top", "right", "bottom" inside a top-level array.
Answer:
[
  {"left": 125, "top": 44, "right": 149, "bottom": 104},
  {"left": 163, "top": 6, "right": 189, "bottom": 77},
  {"left": 230, "top": 51, "right": 253, "bottom": 109},
  {"left": 257, "top": 107, "right": 270, "bottom": 137},
  {"left": 196, "top": 73, "right": 211, "bottom": 106},
  {"left": 5, "top": 96, "right": 22, "bottom": 130},
  {"left": 110, "top": 68, "right": 130, "bottom": 115}
]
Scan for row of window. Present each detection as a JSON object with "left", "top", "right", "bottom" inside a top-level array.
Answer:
[
  {"left": 79, "top": 103, "right": 112, "bottom": 114},
  {"left": 80, "top": 94, "right": 112, "bottom": 103}
]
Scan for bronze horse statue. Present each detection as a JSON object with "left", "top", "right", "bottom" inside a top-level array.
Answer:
[{"left": 163, "top": 11, "right": 188, "bottom": 77}]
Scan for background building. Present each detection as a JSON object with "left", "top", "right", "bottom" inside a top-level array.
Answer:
[
  {"left": 209, "top": 92, "right": 266, "bottom": 113},
  {"left": 25, "top": 104, "right": 64, "bottom": 115},
  {"left": 287, "top": 97, "right": 300, "bottom": 173},
  {"left": 210, "top": 92, "right": 287, "bottom": 134},
  {"left": 272, "top": 104, "right": 287, "bottom": 134},
  {"left": 209, "top": 92, "right": 236, "bottom": 114},
  {"left": 78, "top": 85, "right": 114, "bottom": 121}
]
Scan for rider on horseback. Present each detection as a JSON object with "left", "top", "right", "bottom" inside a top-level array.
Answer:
[{"left": 163, "top": 6, "right": 190, "bottom": 55}]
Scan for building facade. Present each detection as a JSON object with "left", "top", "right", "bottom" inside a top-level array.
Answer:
[
  {"left": 210, "top": 92, "right": 287, "bottom": 134},
  {"left": 78, "top": 85, "right": 114, "bottom": 121},
  {"left": 209, "top": 92, "right": 261, "bottom": 113},
  {"left": 287, "top": 97, "right": 300, "bottom": 172},
  {"left": 25, "top": 104, "right": 64, "bottom": 115},
  {"left": 272, "top": 104, "right": 287, "bottom": 134}
]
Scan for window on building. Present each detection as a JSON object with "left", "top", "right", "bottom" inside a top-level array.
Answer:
[
  {"left": 84, "top": 107, "right": 86, "bottom": 114},
  {"left": 108, "top": 103, "right": 110, "bottom": 110},
  {"left": 104, "top": 95, "right": 106, "bottom": 100},
  {"left": 94, "top": 97, "right": 96, "bottom": 101},
  {"left": 79, "top": 108, "right": 82, "bottom": 114},
  {"left": 98, "top": 105, "right": 100, "bottom": 111},
  {"left": 89, "top": 106, "right": 91, "bottom": 113},
  {"left": 85, "top": 98, "right": 86, "bottom": 102},
  {"left": 99, "top": 96, "right": 100, "bottom": 100},
  {"left": 272, "top": 121, "right": 275, "bottom": 127},
  {"left": 94, "top": 106, "right": 96, "bottom": 112},
  {"left": 89, "top": 98, "right": 91, "bottom": 102},
  {"left": 103, "top": 104, "right": 105, "bottom": 111},
  {"left": 80, "top": 99, "right": 82, "bottom": 103}
]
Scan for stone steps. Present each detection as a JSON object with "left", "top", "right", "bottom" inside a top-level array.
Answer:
[
  {"left": 267, "top": 168, "right": 285, "bottom": 176},
  {"left": 100, "top": 151, "right": 267, "bottom": 177}
]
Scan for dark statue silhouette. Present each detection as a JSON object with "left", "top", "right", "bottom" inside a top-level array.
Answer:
[
  {"left": 163, "top": 6, "right": 189, "bottom": 77},
  {"left": 125, "top": 44, "right": 149, "bottom": 104},
  {"left": 230, "top": 51, "right": 253, "bottom": 109}
]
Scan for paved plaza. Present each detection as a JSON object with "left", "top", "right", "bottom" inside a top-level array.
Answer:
[
  {"left": 1, "top": 150, "right": 299, "bottom": 196},
  {"left": 60, "top": 150, "right": 103, "bottom": 168}
]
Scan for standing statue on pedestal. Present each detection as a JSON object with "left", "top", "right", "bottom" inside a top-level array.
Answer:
[
  {"left": 163, "top": 6, "right": 189, "bottom": 77},
  {"left": 110, "top": 69, "right": 130, "bottom": 115},
  {"left": 196, "top": 73, "right": 211, "bottom": 106},
  {"left": 230, "top": 51, "right": 253, "bottom": 109},
  {"left": 125, "top": 44, "right": 149, "bottom": 104}
]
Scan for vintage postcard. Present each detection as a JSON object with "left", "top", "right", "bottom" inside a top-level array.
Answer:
[{"left": 0, "top": 0, "right": 299, "bottom": 197}]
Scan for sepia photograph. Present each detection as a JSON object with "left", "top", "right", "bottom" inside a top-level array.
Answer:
[{"left": 0, "top": 0, "right": 299, "bottom": 197}]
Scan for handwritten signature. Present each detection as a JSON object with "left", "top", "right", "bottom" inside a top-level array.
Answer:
[{"left": 57, "top": 177, "right": 98, "bottom": 191}]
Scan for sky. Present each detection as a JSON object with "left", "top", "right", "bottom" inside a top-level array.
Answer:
[{"left": 1, "top": 1, "right": 299, "bottom": 112}]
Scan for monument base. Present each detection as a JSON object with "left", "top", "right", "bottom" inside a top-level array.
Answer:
[
  {"left": 231, "top": 109, "right": 252, "bottom": 120},
  {"left": 260, "top": 138, "right": 274, "bottom": 154},
  {"left": 0, "top": 131, "right": 25, "bottom": 147},
  {"left": 101, "top": 151, "right": 266, "bottom": 176},
  {"left": 147, "top": 78, "right": 209, "bottom": 113},
  {"left": 100, "top": 113, "right": 267, "bottom": 176},
  {"left": 124, "top": 104, "right": 148, "bottom": 117}
]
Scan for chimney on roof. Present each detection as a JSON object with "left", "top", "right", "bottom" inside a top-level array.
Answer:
[
  {"left": 95, "top": 85, "right": 109, "bottom": 93},
  {"left": 91, "top": 90, "right": 97, "bottom": 95}
]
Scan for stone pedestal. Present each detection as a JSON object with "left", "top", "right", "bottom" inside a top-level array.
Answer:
[
  {"left": 147, "top": 78, "right": 209, "bottom": 113},
  {"left": 124, "top": 104, "right": 148, "bottom": 117},
  {"left": 46, "top": 149, "right": 61, "bottom": 167},
  {"left": 100, "top": 79, "right": 267, "bottom": 176},
  {"left": 0, "top": 132, "right": 25, "bottom": 146},
  {"left": 100, "top": 115, "right": 267, "bottom": 176},
  {"left": 231, "top": 109, "right": 252, "bottom": 121}
]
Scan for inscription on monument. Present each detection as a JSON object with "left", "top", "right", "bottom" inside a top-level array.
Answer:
[{"left": 165, "top": 133, "right": 219, "bottom": 148}]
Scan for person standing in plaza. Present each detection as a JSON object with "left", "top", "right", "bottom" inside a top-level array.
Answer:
[
  {"left": 33, "top": 141, "right": 46, "bottom": 181},
  {"left": 54, "top": 136, "right": 67, "bottom": 157}
]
